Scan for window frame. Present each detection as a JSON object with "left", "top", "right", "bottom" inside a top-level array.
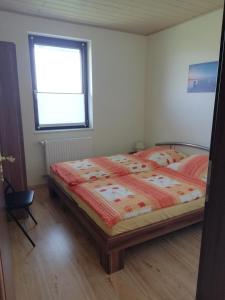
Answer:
[{"left": 28, "top": 34, "right": 89, "bottom": 131}]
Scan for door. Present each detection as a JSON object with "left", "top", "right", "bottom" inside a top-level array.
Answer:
[
  {"left": 0, "top": 41, "right": 26, "bottom": 300},
  {"left": 0, "top": 146, "right": 15, "bottom": 300},
  {"left": 196, "top": 6, "right": 225, "bottom": 300},
  {"left": 0, "top": 41, "right": 27, "bottom": 191}
]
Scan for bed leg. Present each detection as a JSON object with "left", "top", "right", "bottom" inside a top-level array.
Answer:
[
  {"left": 48, "top": 182, "right": 57, "bottom": 198},
  {"left": 100, "top": 249, "right": 125, "bottom": 274}
]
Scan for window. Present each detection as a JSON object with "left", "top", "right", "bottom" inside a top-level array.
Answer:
[{"left": 28, "top": 35, "right": 89, "bottom": 130}]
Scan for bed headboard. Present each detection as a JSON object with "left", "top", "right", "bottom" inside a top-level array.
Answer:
[{"left": 155, "top": 142, "right": 209, "bottom": 152}]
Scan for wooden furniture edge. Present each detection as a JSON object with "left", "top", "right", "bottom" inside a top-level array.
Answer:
[{"left": 48, "top": 176, "right": 204, "bottom": 274}]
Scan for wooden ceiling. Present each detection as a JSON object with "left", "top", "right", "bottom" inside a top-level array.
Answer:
[{"left": 0, "top": 0, "right": 223, "bottom": 35}]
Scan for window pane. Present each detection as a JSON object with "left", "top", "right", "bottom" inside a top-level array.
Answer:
[
  {"left": 34, "top": 45, "right": 82, "bottom": 93},
  {"left": 37, "top": 93, "right": 85, "bottom": 126}
]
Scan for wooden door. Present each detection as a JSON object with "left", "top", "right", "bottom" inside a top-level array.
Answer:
[
  {"left": 196, "top": 6, "right": 225, "bottom": 300},
  {"left": 0, "top": 146, "right": 15, "bottom": 300},
  {"left": 0, "top": 41, "right": 27, "bottom": 191},
  {"left": 0, "top": 41, "right": 26, "bottom": 300}
]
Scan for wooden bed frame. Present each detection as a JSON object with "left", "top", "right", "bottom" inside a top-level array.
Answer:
[{"left": 48, "top": 142, "right": 209, "bottom": 274}]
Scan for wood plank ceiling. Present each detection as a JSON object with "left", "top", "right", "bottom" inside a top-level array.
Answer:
[{"left": 0, "top": 0, "right": 223, "bottom": 35}]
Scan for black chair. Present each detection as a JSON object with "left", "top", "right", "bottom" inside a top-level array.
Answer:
[{"left": 4, "top": 178, "right": 37, "bottom": 247}]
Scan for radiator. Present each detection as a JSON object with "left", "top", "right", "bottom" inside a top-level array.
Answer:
[{"left": 41, "top": 137, "right": 93, "bottom": 174}]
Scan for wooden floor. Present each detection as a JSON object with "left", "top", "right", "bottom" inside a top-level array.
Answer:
[{"left": 9, "top": 186, "right": 202, "bottom": 300}]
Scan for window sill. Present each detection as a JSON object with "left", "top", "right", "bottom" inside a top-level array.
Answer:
[{"left": 34, "top": 127, "right": 94, "bottom": 134}]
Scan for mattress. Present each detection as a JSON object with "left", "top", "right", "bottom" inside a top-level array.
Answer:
[{"left": 51, "top": 172, "right": 205, "bottom": 236}]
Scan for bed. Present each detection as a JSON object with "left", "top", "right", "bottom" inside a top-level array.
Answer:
[{"left": 48, "top": 142, "right": 209, "bottom": 273}]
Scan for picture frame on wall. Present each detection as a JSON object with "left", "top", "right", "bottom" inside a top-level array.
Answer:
[{"left": 187, "top": 61, "right": 219, "bottom": 93}]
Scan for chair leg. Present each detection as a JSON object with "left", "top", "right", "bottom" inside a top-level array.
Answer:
[
  {"left": 8, "top": 210, "right": 35, "bottom": 247},
  {"left": 25, "top": 207, "right": 38, "bottom": 225}
]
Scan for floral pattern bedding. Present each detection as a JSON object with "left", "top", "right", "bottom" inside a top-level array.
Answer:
[
  {"left": 134, "top": 146, "right": 186, "bottom": 167},
  {"left": 72, "top": 167, "right": 206, "bottom": 227},
  {"left": 167, "top": 154, "right": 208, "bottom": 182},
  {"left": 51, "top": 154, "right": 159, "bottom": 186}
]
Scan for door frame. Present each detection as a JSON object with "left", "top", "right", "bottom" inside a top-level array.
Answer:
[{"left": 196, "top": 4, "right": 225, "bottom": 300}]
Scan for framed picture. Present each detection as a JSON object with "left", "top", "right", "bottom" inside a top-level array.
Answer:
[{"left": 187, "top": 61, "right": 219, "bottom": 93}]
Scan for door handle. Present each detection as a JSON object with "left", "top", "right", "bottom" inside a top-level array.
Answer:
[{"left": 0, "top": 153, "right": 15, "bottom": 163}]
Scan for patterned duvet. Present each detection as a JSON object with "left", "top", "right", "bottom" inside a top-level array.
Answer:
[
  {"left": 51, "top": 154, "right": 159, "bottom": 186},
  {"left": 71, "top": 167, "right": 206, "bottom": 228}
]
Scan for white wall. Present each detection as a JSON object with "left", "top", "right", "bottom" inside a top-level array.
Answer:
[
  {"left": 0, "top": 9, "right": 222, "bottom": 185},
  {"left": 145, "top": 10, "right": 223, "bottom": 148},
  {"left": 0, "top": 11, "right": 147, "bottom": 186}
]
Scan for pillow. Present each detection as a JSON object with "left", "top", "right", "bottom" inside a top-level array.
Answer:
[
  {"left": 134, "top": 146, "right": 186, "bottom": 167},
  {"left": 167, "top": 154, "right": 209, "bottom": 182}
]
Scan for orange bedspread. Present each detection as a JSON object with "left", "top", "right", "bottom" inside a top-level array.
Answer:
[
  {"left": 168, "top": 154, "right": 208, "bottom": 182},
  {"left": 51, "top": 154, "right": 159, "bottom": 186},
  {"left": 72, "top": 167, "right": 206, "bottom": 228}
]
